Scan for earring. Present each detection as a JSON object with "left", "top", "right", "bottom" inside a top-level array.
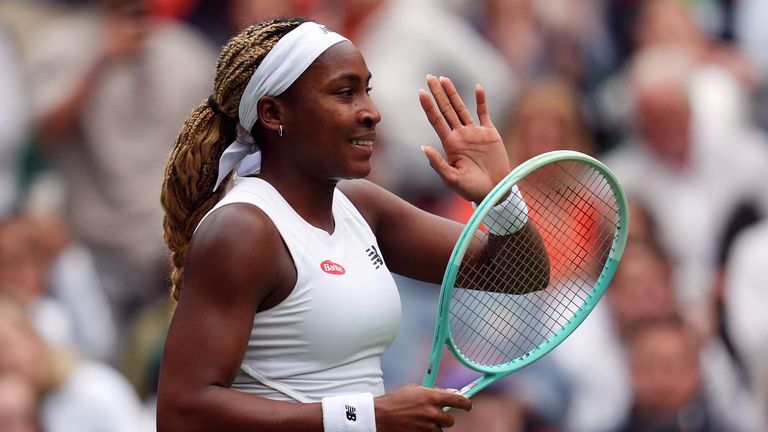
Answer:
[{"left": 278, "top": 124, "right": 284, "bottom": 137}]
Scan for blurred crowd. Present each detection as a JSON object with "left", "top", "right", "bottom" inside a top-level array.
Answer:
[{"left": 0, "top": 0, "right": 767, "bottom": 431}]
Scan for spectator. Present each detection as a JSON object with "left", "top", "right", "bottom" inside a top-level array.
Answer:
[
  {"left": 618, "top": 316, "right": 739, "bottom": 431},
  {"left": 26, "top": 0, "right": 217, "bottom": 335},
  {"left": 602, "top": 47, "right": 768, "bottom": 333},
  {"left": 504, "top": 77, "right": 596, "bottom": 166},
  {"left": 552, "top": 236, "right": 672, "bottom": 432},
  {"left": 480, "top": 0, "right": 616, "bottom": 90},
  {"left": 0, "top": 214, "right": 117, "bottom": 361},
  {"left": 186, "top": 0, "right": 306, "bottom": 47},
  {"left": 0, "top": 27, "right": 29, "bottom": 217},
  {"left": 635, "top": 0, "right": 756, "bottom": 89},
  {"left": 0, "top": 295, "right": 147, "bottom": 432},
  {"left": 724, "top": 220, "right": 768, "bottom": 430}
]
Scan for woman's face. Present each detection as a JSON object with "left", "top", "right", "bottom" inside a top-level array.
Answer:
[{"left": 276, "top": 41, "right": 381, "bottom": 181}]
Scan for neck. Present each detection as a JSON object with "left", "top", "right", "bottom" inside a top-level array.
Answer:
[{"left": 257, "top": 167, "right": 338, "bottom": 234}]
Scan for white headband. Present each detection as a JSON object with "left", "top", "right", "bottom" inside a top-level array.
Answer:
[{"left": 213, "top": 22, "right": 350, "bottom": 191}]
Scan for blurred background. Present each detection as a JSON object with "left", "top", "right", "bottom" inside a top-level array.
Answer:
[{"left": 1, "top": 0, "right": 767, "bottom": 430}]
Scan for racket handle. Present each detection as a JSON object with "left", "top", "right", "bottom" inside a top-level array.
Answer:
[
  {"left": 458, "top": 382, "right": 477, "bottom": 396},
  {"left": 441, "top": 382, "right": 477, "bottom": 413}
]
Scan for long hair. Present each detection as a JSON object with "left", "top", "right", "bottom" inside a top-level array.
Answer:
[{"left": 160, "top": 17, "right": 307, "bottom": 301}]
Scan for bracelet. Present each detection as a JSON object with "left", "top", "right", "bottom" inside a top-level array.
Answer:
[
  {"left": 321, "top": 392, "right": 376, "bottom": 432},
  {"left": 475, "top": 185, "right": 529, "bottom": 235}
]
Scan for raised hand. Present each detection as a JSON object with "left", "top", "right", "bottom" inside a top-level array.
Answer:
[
  {"left": 419, "top": 75, "right": 511, "bottom": 203},
  {"left": 375, "top": 384, "right": 472, "bottom": 431}
]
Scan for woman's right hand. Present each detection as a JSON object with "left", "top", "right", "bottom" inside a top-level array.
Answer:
[{"left": 374, "top": 384, "right": 472, "bottom": 431}]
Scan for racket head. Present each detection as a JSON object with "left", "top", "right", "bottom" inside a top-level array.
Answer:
[{"left": 423, "top": 150, "right": 628, "bottom": 387}]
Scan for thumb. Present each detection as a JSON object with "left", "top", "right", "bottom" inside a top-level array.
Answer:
[{"left": 421, "top": 145, "right": 457, "bottom": 186}]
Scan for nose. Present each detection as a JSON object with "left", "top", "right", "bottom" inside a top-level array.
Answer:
[{"left": 359, "top": 97, "right": 381, "bottom": 128}]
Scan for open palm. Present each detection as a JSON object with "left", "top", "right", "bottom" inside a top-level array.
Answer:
[{"left": 419, "top": 75, "right": 511, "bottom": 203}]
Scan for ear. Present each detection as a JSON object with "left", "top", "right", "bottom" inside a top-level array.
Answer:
[{"left": 256, "top": 96, "right": 283, "bottom": 134}]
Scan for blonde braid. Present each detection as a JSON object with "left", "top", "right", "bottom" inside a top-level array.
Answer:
[{"left": 160, "top": 18, "right": 307, "bottom": 301}]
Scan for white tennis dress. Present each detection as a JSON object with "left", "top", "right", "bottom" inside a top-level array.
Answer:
[{"left": 197, "top": 176, "right": 402, "bottom": 402}]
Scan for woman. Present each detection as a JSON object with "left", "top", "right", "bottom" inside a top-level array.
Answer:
[{"left": 157, "top": 17, "right": 547, "bottom": 431}]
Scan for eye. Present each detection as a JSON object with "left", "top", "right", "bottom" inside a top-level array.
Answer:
[{"left": 336, "top": 88, "right": 354, "bottom": 96}]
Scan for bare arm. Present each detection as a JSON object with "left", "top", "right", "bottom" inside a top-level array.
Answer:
[
  {"left": 156, "top": 203, "right": 471, "bottom": 431},
  {"left": 340, "top": 179, "right": 464, "bottom": 283},
  {"left": 341, "top": 180, "right": 548, "bottom": 292},
  {"left": 459, "top": 224, "right": 550, "bottom": 293},
  {"left": 156, "top": 204, "right": 325, "bottom": 431}
]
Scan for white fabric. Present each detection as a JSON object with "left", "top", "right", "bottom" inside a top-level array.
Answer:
[
  {"left": 214, "top": 22, "right": 349, "bottom": 190},
  {"left": 214, "top": 133, "right": 259, "bottom": 191},
  {"left": 49, "top": 244, "right": 117, "bottom": 361},
  {"left": 480, "top": 185, "right": 529, "bottom": 235},
  {"left": 322, "top": 393, "right": 376, "bottom": 432},
  {"left": 41, "top": 361, "right": 145, "bottom": 432},
  {"left": 196, "top": 177, "right": 401, "bottom": 402},
  {"left": 735, "top": 0, "right": 768, "bottom": 77},
  {"left": 724, "top": 221, "right": 768, "bottom": 430}
]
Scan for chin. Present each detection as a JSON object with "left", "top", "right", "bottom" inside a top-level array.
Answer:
[
  {"left": 348, "top": 168, "right": 372, "bottom": 180},
  {"left": 340, "top": 163, "right": 372, "bottom": 180}
]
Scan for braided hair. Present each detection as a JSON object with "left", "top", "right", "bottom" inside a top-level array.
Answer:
[{"left": 160, "top": 17, "right": 307, "bottom": 301}]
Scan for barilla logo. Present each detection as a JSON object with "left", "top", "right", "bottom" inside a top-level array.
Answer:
[{"left": 320, "top": 260, "right": 345, "bottom": 275}]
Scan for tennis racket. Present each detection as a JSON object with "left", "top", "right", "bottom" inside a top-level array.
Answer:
[{"left": 422, "top": 150, "right": 629, "bottom": 398}]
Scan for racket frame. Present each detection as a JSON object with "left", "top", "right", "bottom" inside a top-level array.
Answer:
[{"left": 422, "top": 150, "right": 629, "bottom": 397}]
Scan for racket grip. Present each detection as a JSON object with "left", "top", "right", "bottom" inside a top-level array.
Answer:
[{"left": 458, "top": 382, "right": 476, "bottom": 396}]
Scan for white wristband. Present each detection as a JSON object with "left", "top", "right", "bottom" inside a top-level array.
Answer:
[
  {"left": 321, "top": 392, "right": 376, "bottom": 432},
  {"left": 477, "top": 185, "right": 529, "bottom": 235}
]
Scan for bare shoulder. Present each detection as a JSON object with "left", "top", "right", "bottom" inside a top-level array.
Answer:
[{"left": 183, "top": 203, "right": 284, "bottom": 304}]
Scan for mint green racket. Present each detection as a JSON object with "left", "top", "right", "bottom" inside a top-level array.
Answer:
[{"left": 422, "top": 150, "right": 628, "bottom": 397}]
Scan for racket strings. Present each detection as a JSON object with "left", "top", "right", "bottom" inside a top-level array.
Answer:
[{"left": 449, "top": 161, "right": 620, "bottom": 366}]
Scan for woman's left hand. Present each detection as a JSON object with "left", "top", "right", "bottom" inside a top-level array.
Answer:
[{"left": 419, "top": 75, "right": 510, "bottom": 203}]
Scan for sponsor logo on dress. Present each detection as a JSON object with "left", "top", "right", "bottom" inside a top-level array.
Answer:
[{"left": 320, "top": 260, "right": 346, "bottom": 275}]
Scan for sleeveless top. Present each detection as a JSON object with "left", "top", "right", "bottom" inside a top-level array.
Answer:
[{"left": 196, "top": 177, "right": 402, "bottom": 402}]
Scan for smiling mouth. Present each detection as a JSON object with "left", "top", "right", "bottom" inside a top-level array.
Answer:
[{"left": 350, "top": 139, "right": 374, "bottom": 148}]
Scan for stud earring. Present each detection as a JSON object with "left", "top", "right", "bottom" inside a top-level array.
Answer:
[{"left": 278, "top": 124, "right": 284, "bottom": 137}]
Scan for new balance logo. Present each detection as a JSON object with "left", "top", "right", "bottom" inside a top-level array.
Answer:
[
  {"left": 366, "top": 245, "right": 384, "bottom": 269},
  {"left": 345, "top": 404, "right": 357, "bottom": 421}
]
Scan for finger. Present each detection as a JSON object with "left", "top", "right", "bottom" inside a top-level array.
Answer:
[
  {"left": 435, "top": 412, "right": 457, "bottom": 428},
  {"left": 475, "top": 83, "right": 494, "bottom": 128},
  {"left": 438, "top": 390, "right": 473, "bottom": 412},
  {"left": 427, "top": 74, "right": 462, "bottom": 130},
  {"left": 422, "top": 146, "right": 458, "bottom": 186},
  {"left": 419, "top": 89, "right": 451, "bottom": 142},
  {"left": 439, "top": 76, "right": 474, "bottom": 126}
]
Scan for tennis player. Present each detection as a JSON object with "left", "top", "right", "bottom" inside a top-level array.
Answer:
[{"left": 157, "top": 17, "right": 547, "bottom": 431}]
